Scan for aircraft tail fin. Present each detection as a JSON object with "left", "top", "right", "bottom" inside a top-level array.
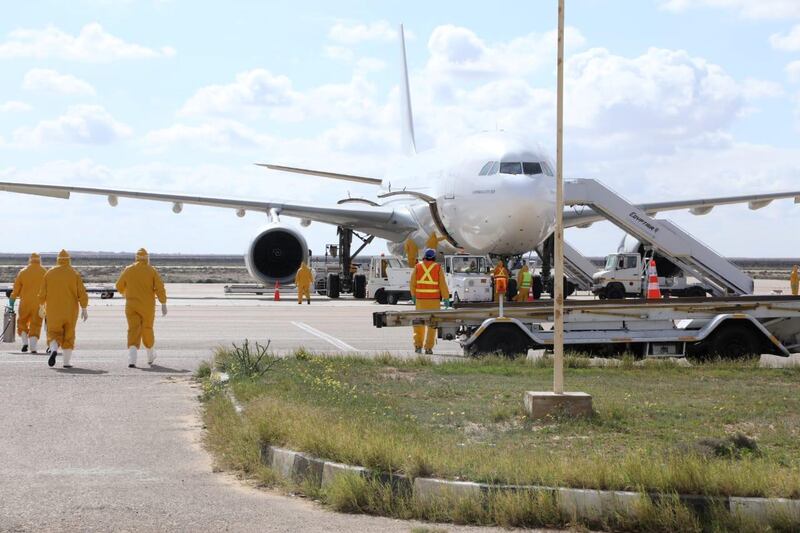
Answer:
[{"left": 399, "top": 24, "right": 417, "bottom": 156}]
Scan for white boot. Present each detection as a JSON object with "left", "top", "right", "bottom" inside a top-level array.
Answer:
[
  {"left": 49, "top": 341, "right": 58, "bottom": 354},
  {"left": 47, "top": 341, "right": 59, "bottom": 367},
  {"left": 29, "top": 337, "right": 39, "bottom": 353},
  {"left": 128, "top": 346, "right": 137, "bottom": 367},
  {"left": 146, "top": 348, "right": 156, "bottom": 365},
  {"left": 62, "top": 349, "right": 72, "bottom": 368},
  {"left": 20, "top": 332, "right": 29, "bottom": 352}
]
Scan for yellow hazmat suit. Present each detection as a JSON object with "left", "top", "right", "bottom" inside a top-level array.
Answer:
[
  {"left": 791, "top": 265, "right": 799, "bottom": 296},
  {"left": 425, "top": 231, "right": 447, "bottom": 252},
  {"left": 404, "top": 238, "right": 419, "bottom": 267},
  {"left": 409, "top": 259, "right": 449, "bottom": 351},
  {"left": 116, "top": 249, "right": 167, "bottom": 350},
  {"left": 39, "top": 250, "right": 88, "bottom": 351},
  {"left": 295, "top": 262, "right": 314, "bottom": 304},
  {"left": 10, "top": 253, "right": 46, "bottom": 347}
]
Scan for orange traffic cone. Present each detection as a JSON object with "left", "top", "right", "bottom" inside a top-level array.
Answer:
[
  {"left": 274, "top": 281, "right": 281, "bottom": 301},
  {"left": 646, "top": 259, "right": 662, "bottom": 299}
]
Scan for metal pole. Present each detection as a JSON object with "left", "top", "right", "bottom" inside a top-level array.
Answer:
[{"left": 553, "top": 0, "right": 565, "bottom": 394}]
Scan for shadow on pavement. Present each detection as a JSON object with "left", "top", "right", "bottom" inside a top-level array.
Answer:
[
  {"left": 140, "top": 365, "right": 192, "bottom": 374},
  {"left": 55, "top": 368, "right": 109, "bottom": 375}
]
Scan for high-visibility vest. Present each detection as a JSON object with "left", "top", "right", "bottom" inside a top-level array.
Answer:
[
  {"left": 414, "top": 261, "right": 442, "bottom": 299},
  {"left": 520, "top": 271, "right": 532, "bottom": 289}
]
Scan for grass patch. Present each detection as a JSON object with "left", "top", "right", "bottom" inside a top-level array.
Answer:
[{"left": 200, "top": 349, "right": 800, "bottom": 528}]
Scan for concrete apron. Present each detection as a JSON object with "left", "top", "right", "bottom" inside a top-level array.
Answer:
[{"left": 258, "top": 443, "right": 800, "bottom": 526}]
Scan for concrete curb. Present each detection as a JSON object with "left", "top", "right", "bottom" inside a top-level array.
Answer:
[{"left": 257, "top": 444, "right": 800, "bottom": 526}]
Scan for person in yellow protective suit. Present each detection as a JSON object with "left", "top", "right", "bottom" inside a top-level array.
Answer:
[
  {"left": 425, "top": 231, "right": 447, "bottom": 254},
  {"left": 116, "top": 249, "right": 167, "bottom": 368},
  {"left": 791, "top": 265, "right": 799, "bottom": 296},
  {"left": 409, "top": 248, "right": 450, "bottom": 355},
  {"left": 492, "top": 259, "right": 510, "bottom": 302},
  {"left": 516, "top": 262, "right": 532, "bottom": 302},
  {"left": 295, "top": 262, "right": 314, "bottom": 305},
  {"left": 9, "top": 253, "right": 47, "bottom": 353},
  {"left": 39, "top": 250, "right": 88, "bottom": 368},
  {"left": 404, "top": 238, "right": 419, "bottom": 267}
]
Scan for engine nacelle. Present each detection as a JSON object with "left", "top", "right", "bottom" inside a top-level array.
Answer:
[{"left": 245, "top": 225, "right": 308, "bottom": 285}]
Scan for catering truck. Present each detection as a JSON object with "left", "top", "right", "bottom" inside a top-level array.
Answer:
[{"left": 592, "top": 251, "right": 710, "bottom": 299}]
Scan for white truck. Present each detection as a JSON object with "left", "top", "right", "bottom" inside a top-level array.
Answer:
[
  {"left": 366, "top": 256, "right": 413, "bottom": 305},
  {"left": 592, "top": 252, "right": 709, "bottom": 300},
  {"left": 444, "top": 254, "right": 493, "bottom": 304}
]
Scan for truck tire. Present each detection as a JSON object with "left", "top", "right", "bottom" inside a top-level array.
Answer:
[
  {"left": 507, "top": 278, "right": 518, "bottom": 301},
  {"left": 327, "top": 273, "right": 340, "bottom": 299},
  {"left": 375, "top": 288, "right": 388, "bottom": 304},
  {"left": 466, "top": 323, "right": 531, "bottom": 359},
  {"left": 684, "top": 286, "right": 706, "bottom": 298},
  {"left": 352, "top": 274, "right": 367, "bottom": 299},
  {"left": 707, "top": 323, "right": 762, "bottom": 360},
  {"left": 532, "top": 275, "right": 544, "bottom": 300},
  {"left": 386, "top": 292, "right": 399, "bottom": 305},
  {"left": 606, "top": 283, "right": 625, "bottom": 300}
]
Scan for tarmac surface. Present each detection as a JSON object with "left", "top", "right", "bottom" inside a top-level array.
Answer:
[{"left": 1, "top": 281, "right": 796, "bottom": 532}]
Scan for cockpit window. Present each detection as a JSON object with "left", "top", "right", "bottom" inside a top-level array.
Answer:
[
  {"left": 499, "top": 162, "right": 522, "bottom": 175},
  {"left": 487, "top": 161, "right": 499, "bottom": 175},
  {"left": 478, "top": 162, "right": 493, "bottom": 176},
  {"left": 541, "top": 161, "right": 554, "bottom": 176},
  {"left": 522, "top": 162, "right": 543, "bottom": 175}
]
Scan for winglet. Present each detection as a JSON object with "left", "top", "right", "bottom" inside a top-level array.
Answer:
[{"left": 399, "top": 24, "right": 417, "bottom": 156}]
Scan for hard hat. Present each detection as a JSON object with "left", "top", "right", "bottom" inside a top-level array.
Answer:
[{"left": 423, "top": 248, "right": 436, "bottom": 260}]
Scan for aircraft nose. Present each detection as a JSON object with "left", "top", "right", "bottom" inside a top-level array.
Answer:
[{"left": 491, "top": 175, "right": 555, "bottom": 253}]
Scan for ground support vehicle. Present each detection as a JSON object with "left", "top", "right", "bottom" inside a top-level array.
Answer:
[
  {"left": 592, "top": 251, "right": 710, "bottom": 299},
  {"left": 314, "top": 227, "right": 371, "bottom": 299},
  {"left": 373, "top": 296, "right": 800, "bottom": 358},
  {"left": 224, "top": 283, "right": 269, "bottom": 295},
  {"left": 444, "top": 255, "right": 493, "bottom": 304},
  {"left": 366, "top": 256, "right": 413, "bottom": 304}
]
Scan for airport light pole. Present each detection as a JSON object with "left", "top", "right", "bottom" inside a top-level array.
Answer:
[{"left": 553, "top": 0, "right": 565, "bottom": 394}]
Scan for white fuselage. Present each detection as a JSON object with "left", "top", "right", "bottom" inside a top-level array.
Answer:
[{"left": 383, "top": 131, "right": 556, "bottom": 256}]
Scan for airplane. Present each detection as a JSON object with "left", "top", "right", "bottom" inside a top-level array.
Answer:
[{"left": 1, "top": 25, "right": 798, "bottom": 291}]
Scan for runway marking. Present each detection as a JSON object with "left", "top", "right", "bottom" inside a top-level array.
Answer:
[{"left": 291, "top": 321, "right": 360, "bottom": 352}]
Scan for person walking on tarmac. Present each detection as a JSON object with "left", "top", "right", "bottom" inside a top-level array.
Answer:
[
  {"left": 116, "top": 249, "right": 167, "bottom": 368},
  {"left": 404, "top": 238, "right": 419, "bottom": 267},
  {"left": 409, "top": 248, "right": 450, "bottom": 355},
  {"left": 39, "top": 250, "right": 88, "bottom": 368},
  {"left": 295, "top": 261, "right": 313, "bottom": 305},
  {"left": 9, "top": 253, "right": 46, "bottom": 353},
  {"left": 516, "top": 261, "right": 532, "bottom": 302},
  {"left": 425, "top": 231, "right": 447, "bottom": 254},
  {"left": 492, "top": 259, "right": 510, "bottom": 302},
  {"left": 791, "top": 265, "right": 799, "bottom": 296}
]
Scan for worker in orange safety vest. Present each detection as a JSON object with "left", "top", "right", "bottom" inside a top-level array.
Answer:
[
  {"left": 409, "top": 248, "right": 450, "bottom": 355},
  {"left": 492, "top": 259, "right": 510, "bottom": 302}
]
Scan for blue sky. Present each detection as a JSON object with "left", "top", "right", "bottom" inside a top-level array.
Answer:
[{"left": 1, "top": 0, "right": 799, "bottom": 257}]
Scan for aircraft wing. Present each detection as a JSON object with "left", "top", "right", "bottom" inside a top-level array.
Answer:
[
  {"left": 564, "top": 190, "right": 800, "bottom": 228},
  {"left": 0, "top": 181, "right": 416, "bottom": 241}
]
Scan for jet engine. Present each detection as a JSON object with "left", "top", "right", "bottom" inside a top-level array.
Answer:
[{"left": 245, "top": 225, "right": 309, "bottom": 285}]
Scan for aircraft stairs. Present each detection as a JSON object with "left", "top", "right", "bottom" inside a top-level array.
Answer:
[
  {"left": 563, "top": 241, "right": 596, "bottom": 291},
  {"left": 564, "top": 179, "right": 753, "bottom": 296}
]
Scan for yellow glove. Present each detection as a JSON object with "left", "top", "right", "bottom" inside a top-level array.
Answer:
[{"left": 38, "top": 305, "right": 46, "bottom": 319}]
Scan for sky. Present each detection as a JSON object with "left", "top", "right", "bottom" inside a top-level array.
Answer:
[{"left": 1, "top": 0, "right": 799, "bottom": 258}]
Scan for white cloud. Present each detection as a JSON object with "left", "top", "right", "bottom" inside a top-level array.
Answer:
[
  {"left": 179, "top": 69, "right": 296, "bottom": 117},
  {"left": 143, "top": 120, "right": 273, "bottom": 152},
  {"left": 786, "top": 60, "right": 800, "bottom": 82},
  {"left": 10, "top": 105, "right": 132, "bottom": 146},
  {"left": 425, "top": 25, "right": 586, "bottom": 82},
  {"left": 741, "top": 78, "right": 785, "bottom": 99},
  {"left": 324, "top": 45, "right": 354, "bottom": 62},
  {"left": 0, "top": 100, "right": 32, "bottom": 112},
  {"left": 0, "top": 23, "right": 175, "bottom": 62},
  {"left": 660, "top": 0, "right": 800, "bottom": 19},
  {"left": 770, "top": 24, "right": 800, "bottom": 51},
  {"left": 22, "top": 68, "right": 96, "bottom": 96},
  {"left": 328, "top": 20, "right": 396, "bottom": 44}
]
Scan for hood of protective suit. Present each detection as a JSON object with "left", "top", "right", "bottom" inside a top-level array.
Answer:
[
  {"left": 136, "top": 248, "right": 149, "bottom": 264},
  {"left": 520, "top": 265, "right": 529, "bottom": 273},
  {"left": 57, "top": 250, "right": 71, "bottom": 266},
  {"left": 29, "top": 253, "right": 41, "bottom": 264}
]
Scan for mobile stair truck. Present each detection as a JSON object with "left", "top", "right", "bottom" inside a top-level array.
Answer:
[{"left": 373, "top": 179, "right": 800, "bottom": 359}]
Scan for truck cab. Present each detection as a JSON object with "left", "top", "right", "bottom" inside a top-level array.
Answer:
[
  {"left": 365, "top": 256, "right": 413, "bottom": 304},
  {"left": 444, "top": 255, "right": 493, "bottom": 304},
  {"left": 593, "top": 252, "right": 709, "bottom": 299}
]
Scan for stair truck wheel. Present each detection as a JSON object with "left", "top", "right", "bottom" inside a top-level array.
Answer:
[
  {"left": 466, "top": 323, "right": 531, "bottom": 359},
  {"left": 327, "top": 273, "right": 340, "bottom": 299}
]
